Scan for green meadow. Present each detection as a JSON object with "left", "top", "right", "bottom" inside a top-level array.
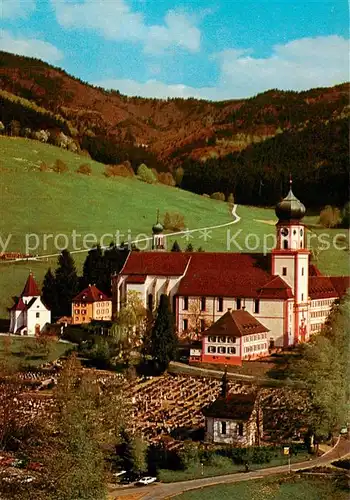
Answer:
[
  {"left": 0, "top": 136, "right": 348, "bottom": 319},
  {"left": 173, "top": 474, "right": 349, "bottom": 500}
]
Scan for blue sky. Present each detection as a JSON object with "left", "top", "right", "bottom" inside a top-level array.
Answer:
[{"left": 1, "top": 0, "right": 349, "bottom": 99}]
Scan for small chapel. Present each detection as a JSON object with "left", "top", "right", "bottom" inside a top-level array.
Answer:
[{"left": 9, "top": 273, "right": 51, "bottom": 336}]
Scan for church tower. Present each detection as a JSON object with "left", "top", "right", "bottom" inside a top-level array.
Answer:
[
  {"left": 271, "top": 179, "right": 309, "bottom": 344},
  {"left": 151, "top": 211, "right": 166, "bottom": 251}
]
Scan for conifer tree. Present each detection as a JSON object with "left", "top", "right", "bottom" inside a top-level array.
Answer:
[
  {"left": 150, "top": 294, "right": 177, "bottom": 370},
  {"left": 55, "top": 249, "right": 79, "bottom": 317},
  {"left": 171, "top": 240, "right": 181, "bottom": 252},
  {"left": 82, "top": 245, "right": 107, "bottom": 292},
  {"left": 42, "top": 267, "right": 58, "bottom": 318}
]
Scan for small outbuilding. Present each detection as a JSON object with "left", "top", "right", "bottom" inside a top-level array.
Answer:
[{"left": 202, "top": 377, "right": 263, "bottom": 446}]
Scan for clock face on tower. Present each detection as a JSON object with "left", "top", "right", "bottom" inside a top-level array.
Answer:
[{"left": 281, "top": 227, "right": 289, "bottom": 236}]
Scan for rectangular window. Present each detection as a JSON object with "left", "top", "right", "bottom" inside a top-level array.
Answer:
[
  {"left": 254, "top": 299, "right": 260, "bottom": 314},
  {"left": 282, "top": 267, "right": 287, "bottom": 276},
  {"left": 36, "top": 312, "right": 40, "bottom": 318},
  {"left": 183, "top": 297, "right": 189, "bottom": 310},
  {"left": 183, "top": 319, "right": 188, "bottom": 331},
  {"left": 236, "top": 298, "right": 242, "bottom": 310},
  {"left": 227, "top": 347, "right": 236, "bottom": 354},
  {"left": 218, "top": 336, "right": 226, "bottom": 343},
  {"left": 301, "top": 267, "right": 304, "bottom": 276},
  {"left": 221, "top": 421, "right": 227, "bottom": 435},
  {"left": 218, "top": 297, "right": 223, "bottom": 312},
  {"left": 301, "top": 293, "right": 304, "bottom": 302},
  {"left": 218, "top": 346, "right": 226, "bottom": 354},
  {"left": 200, "top": 319, "right": 206, "bottom": 332},
  {"left": 227, "top": 337, "right": 236, "bottom": 344},
  {"left": 238, "top": 423, "right": 244, "bottom": 436},
  {"left": 201, "top": 297, "right": 206, "bottom": 311},
  {"left": 208, "top": 345, "right": 216, "bottom": 354},
  {"left": 208, "top": 335, "right": 216, "bottom": 342}
]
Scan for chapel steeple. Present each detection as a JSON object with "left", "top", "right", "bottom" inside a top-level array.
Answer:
[
  {"left": 275, "top": 177, "right": 306, "bottom": 251},
  {"left": 275, "top": 176, "right": 306, "bottom": 223},
  {"left": 151, "top": 210, "right": 166, "bottom": 251}
]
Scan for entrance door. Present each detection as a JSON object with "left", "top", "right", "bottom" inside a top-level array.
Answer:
[{"left": 35, "top": 324, "right": 41, "bottom": 336}]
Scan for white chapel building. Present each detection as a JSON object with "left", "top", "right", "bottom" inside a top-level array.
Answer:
[
  {"left": 112, "top": 184, "right": 349, "bottom": 365},
  {"left": 9, "top": 273, "right": 51, "bottom": 336}
]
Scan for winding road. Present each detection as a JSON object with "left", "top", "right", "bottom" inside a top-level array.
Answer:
[
  {"left": 108, "top": 436, "right": 350, "bottom": 500},
  {"left": 2, "top": 204, "right": 241, "bottom": 263}
]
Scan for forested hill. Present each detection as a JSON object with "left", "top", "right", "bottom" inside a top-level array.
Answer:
[{"left": 0, "top": 50, "right": 349, "bottom": 206}]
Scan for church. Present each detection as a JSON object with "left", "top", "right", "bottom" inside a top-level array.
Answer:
[
  {"left": 112, "top": 183, "right": 349, "bottom": 365},
  {"left": 9, "top": 273, "right": 51, "bottom": 336}
]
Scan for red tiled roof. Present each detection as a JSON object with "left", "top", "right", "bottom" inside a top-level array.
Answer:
[
  {"left": 21, "top": 273, "right": 40, "bottom": 297},
  {"left": 73, "top": 285, "right": 110, "bottom": 303},
  {"left": 258, "top": 276, "right": 293, "bottom": 299},
  {"left": 203, "top": 309, "right": 269, "bottom": 338},
  {"left": 177, "top": 253, "right": 279, "bottom": 298},
  {"left": 309, "top": 276, "right": 338, "bottom": 299},
  {"left": 11, "top": 297, "right": 27, "bottom": 311},
  {"left": 202, "top": 393, "right": 257, "bottom": 420},
  {"left": 126, "top": 275, "right": 147, "bottom": 284},
  {"left": 309, "top": 264, "right": 323, "bottom": 277},
  {"left": 118, "top": 252, "right": 292, "bottom": 299},
  {"left": 329, "top": 276, "right": 350, "bottom": 298},
  {"left": 120, "top": 252, "right": 191, "bottom": 277}
]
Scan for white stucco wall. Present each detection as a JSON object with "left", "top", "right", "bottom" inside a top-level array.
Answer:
[{"left": 26, "top": 298, "right": 51, "bottom": 336}]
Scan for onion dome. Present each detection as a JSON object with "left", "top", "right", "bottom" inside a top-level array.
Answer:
[
  {"left": 152, "top": 222, "right": 164, "bottom": 234},
  {"left": 275, "top": 179, "right": 306, "bottom": 222},
  {"left": 152, "top": 209, "right": 164, "bottom": 234}
]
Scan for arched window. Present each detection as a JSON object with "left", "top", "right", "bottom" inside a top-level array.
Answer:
[{"left": 283, "top": 240, "right": 288, "bottom": 249}]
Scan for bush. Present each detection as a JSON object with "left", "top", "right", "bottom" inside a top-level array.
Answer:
[
  {"left": 341, "top": 202, "right": 350, "bottom": 228},
  {"left": 163, "top": 212, "right": 185, "bottom": 231},
  {"left": 319, "top": 205, "right": 341, "bottom": 228},
  {"left": 53, "top": 159, "right": 68, "bottom": 174},
  {"left": 104, "top": 164, "right": 134, "bottom": 178},
  {"left": 178, "top": 442, "right": 200, "bottom": 470},
  {"left": 62, "top": 326, "right": 92, "bottom": 345},
  {"left": 137, "top": 163, "right": 157, "bottom": 184},
  {"left": 211, "top": 192, "right": 225, "bottom": 201},
  {"left": 77, "top": 163, "right": 92, "bottom": 175},
  {"left": 39, "top": 161, "right": 50, "bottom": 172},
  {"left": 158, "top": 172, "right": 176, "bottom": 186},
  {"left": 227, "top": 193, "right": 235, "bottom": 204},
  {"left": 174, "top": 167, "right": 184, "bottom": 186},
  {"left": 202, "top": 194, "right": 210, "bottom": 198}
]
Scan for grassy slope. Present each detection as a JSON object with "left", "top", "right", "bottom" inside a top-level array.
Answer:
[
  {"left": 0, "top": 336, "right": 73, "bottom": 370},
  {"left": 0, "top": 136, "right": 348, "bottom": 318},
  {"left": 173, "top": 475, "right": 348, "bottom": 500}
]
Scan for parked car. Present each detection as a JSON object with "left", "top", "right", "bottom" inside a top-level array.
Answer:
[
  {"left": 113, "top": 470, "right": 126, "bottom": 478},
  {"left": 119, "top": 473, "right": 140, "bottom": 485},
  {"left": 136, "top": 476, "right": 157, "bottom": 486}
]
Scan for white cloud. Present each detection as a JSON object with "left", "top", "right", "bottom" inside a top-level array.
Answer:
[
  {"left": 51, "top": 0, "right": 200, "bottom": 54},
  {"left": 2, "top": 0, "right": 35, "bottom": 19},
  {"left": 145, "top": 10, "right": 200, "bottom": 54},
  {"left": 0, "top": 31, "right": 64, "bottom": 64},
  {"left": 215, "top": 35, "right": 349, "bottom": 98},
  {"left": 95, "top": 78, "right": 209, "bottom": 99},
  {"left": 95, "top": 35, "right": 349, "bottom": 100}
]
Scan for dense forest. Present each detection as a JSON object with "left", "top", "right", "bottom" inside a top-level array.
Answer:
[{"left": 0, "top": 50, "right": 349, "bottom": 206}]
